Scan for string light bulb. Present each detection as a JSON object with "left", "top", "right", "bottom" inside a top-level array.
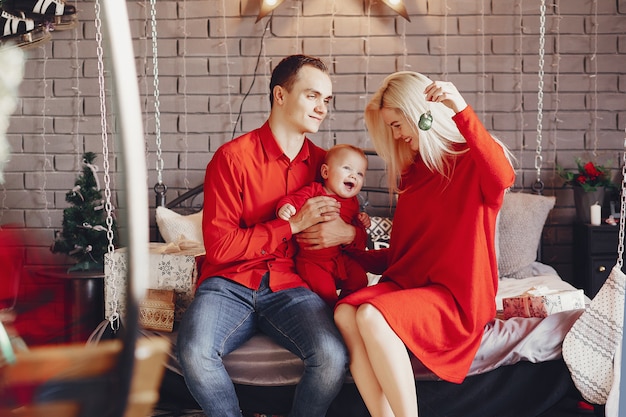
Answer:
[
  {"left": 256, "top": 0, "right": 286, "bottom": 23},
  {"left": 381, "top": 0, "right": 410, "bottom": 22}
]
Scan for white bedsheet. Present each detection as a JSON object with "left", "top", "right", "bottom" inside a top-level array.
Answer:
[
  {"left": 457, "top": 263, "right": 588, "bottom": 379},
  {"left": 497, "top": 263, "right": 591, "bottom": 311}
]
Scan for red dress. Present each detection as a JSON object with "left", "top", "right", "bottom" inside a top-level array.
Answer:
[
  {"left": 276, "top": 182, "right": 368, "bottom": 307},
  {"left": 339, "top": 106, "right": 516, "bottom": 383}
]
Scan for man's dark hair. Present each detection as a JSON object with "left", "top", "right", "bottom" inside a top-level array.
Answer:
[{"left": 269, "top": 55, "right": 329, "bottom": 107}]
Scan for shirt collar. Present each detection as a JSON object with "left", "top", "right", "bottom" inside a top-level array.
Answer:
[{"left": 260, "top": 121, "right": 311, "bottom": 164}]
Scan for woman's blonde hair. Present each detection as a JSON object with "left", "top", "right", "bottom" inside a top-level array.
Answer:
[{"left": 364, "top": 71, "right": 513, "bottom": 193}]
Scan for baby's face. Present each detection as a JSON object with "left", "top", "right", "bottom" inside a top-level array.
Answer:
[{"left": 323, "top": 150, "right": 367, "bottom": 199}]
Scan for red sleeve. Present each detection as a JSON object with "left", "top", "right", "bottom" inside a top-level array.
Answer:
[
  {"left": 346, "top": 221, "right": 368, "bottom": 251},
  {"left": 202, "top": 147, "right": 292, "bottom": 265},
  {"left": 275, "top": 184, "right": 318, "bottom": 217},
  {"left": 345, "top": 247, "right": 389, "bottom": 275},
  {"left": 453, "top": 106, "right": 515, "bottom": 202},
  {"left": 342, "top": 196, "right": 368, "bottom": 250}
]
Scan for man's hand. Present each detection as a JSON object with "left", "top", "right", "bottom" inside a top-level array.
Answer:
[
  {"left": 288, "top": 196, "right": 340, "bottom": 235},
  {"left": 296, "top": 216, "right": 356, "bottom": 250}
]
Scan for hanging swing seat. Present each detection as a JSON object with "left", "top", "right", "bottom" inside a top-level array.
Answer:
[{"left": 133, "top": 182, "right": 595, "bottom": 417}]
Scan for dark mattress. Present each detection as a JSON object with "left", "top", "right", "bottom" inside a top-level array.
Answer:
[{"left": 157, "top": 359, "right": 588, "bottom": 417}]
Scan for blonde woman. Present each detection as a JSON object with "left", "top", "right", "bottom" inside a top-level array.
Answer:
[{"left": 334, "top": 72, "right": 515, "bottom": 417}]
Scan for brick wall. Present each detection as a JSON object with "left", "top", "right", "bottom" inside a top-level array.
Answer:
[{"left": 1, "top": 0, "right": 625, "bottom": 284}]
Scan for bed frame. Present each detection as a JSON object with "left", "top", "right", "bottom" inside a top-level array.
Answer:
[{"left": 154, "top": 180, "right": 594, "bottom": 417}]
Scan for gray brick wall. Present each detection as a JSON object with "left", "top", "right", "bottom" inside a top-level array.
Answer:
[{"left": 1, "top": 0, "right": 625, "bottom": 283}]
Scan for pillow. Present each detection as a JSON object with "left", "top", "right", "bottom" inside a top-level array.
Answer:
[
  {"left": 366, "top": 216, "right": 393, "bottom": 250},
  {"left": 497, "top": 192, "right": 555, "bottom": 279},
  {"left": 156, "top": 206, "right": 203, "bottom": 245}
]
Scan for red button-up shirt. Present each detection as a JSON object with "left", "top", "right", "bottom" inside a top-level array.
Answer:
[{"left": 198, "top": 121, "right": 328, "bottom": 291}]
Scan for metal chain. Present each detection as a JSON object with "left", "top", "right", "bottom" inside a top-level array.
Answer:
[
  {"left": 532, "top": 0, "right": 546, "bottom": 194},
  {"left": 95, "top": 0, "right": 119, "bottom": 329},
  {"left": 617, "top": 130, "right": 626, "bottom": 267},
  {"left": 95, "top": 5, "right": 114, "bottom": 263},
  {"left": 150, "top": 0, "right": 163, "bottom": 185}
]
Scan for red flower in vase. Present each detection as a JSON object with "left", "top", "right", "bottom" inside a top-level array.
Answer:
[{"left": 558, "top": 158, "right": 615, "bottom": 192}]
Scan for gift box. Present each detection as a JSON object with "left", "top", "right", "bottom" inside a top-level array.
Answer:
[
  {"left": 502, "top": 286, "right": 586, "bottom": 319},
  {"left": 139, "top": 288, "right": 176, "bottom": 332},
  {"left": 105, "top": 242, "right": 204, "bottom": 322}
]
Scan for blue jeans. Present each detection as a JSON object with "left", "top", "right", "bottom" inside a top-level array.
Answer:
[{"left": 177, "top": 274, "right": 348, "bottom": 417}]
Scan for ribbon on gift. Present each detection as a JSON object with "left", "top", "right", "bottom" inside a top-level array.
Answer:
[{"left": 156, "top": 239, "right": 204, "bottom": 254}]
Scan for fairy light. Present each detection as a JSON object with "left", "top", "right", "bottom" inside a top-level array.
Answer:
[
  {"left": 72, "top": 0, "right": 81, "bottom": 170},
  {"left": 140, "top": 0, "right": 150, "bottom": 164},
  {"left": 362, "top": 1, "right": 373, "bottom": 147},
  {"left": 400, "top": 16, "right": 408, "bottom": 70},
  {"left": 231, "top": 17, "right": 272, "bottom": 140},
  {"left": 549, "top": 0, "right": 562, "bottom": 181},
  {"left": 325, "top": 0, "right": 337, "bottom": 149},
  {"left": 263, "top": 28, "right": 271, "bottom": 122},
  {"left": 442, "top": 0, "right": 449, "bottom": 79},
  {"left": 0, "top": 183, "right": 6, "bottom": 224},
  {"left": 591, "top": 0, "right": 599, "bottom": 156},
  {"left": 480, "top": 0, "right": 486, "bottom": 120},
  {"left": 219, "top": 0, "right": 235, "bottom": 130},
  {"left": 516, "top": 0, "right": 525, "bottom": 178},
  {"left": 40, "top": 43, "right": 52, "bottom": 228},
  {"left": 181, "top": 0, "right": 190, "bottom": 189},
  {"left": 294, "top": 0, "right": 302, "bottom": 54}
]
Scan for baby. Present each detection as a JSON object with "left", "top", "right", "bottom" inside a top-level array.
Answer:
[{"left": 277, "top": 144, "right": 370, "bottom": 307}]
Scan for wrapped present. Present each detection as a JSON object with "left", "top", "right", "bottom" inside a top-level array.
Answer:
[
  {"left": 502, "top": 286, "right": 586, "bottom": 319},
  {"left": 105, "top": 242, "right": 204, "bottom": 322},
  {"left": 139, "top": 288, "right": 176, "bottom": 332}
]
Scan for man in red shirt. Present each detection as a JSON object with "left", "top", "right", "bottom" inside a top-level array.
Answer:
[{"left": 177, "top": 55, "right": 360, "bottom": 417}]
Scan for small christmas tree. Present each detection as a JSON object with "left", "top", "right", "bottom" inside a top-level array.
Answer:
[{"left": 51, "top": 152, "right": 119, "bottom": 272}]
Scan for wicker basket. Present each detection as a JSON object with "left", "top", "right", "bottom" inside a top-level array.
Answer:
[{"left": 139, "top": 289, "right": 176, "bottom": 332}]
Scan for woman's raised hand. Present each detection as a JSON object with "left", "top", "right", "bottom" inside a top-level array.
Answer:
[{"left": 424, "top": 81, "right": 468, "bottom": 114}]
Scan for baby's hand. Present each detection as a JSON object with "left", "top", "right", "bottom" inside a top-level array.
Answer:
[
  {"left": 357, "top": 212, "right": 371, "bottom": 229},
  {"left": 278, "top": 204, "right": 297, "bottom": 221}
]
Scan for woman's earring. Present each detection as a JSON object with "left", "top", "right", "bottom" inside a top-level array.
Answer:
[{"left": 418, "top": 110, "right": 433, "bottom": 131}]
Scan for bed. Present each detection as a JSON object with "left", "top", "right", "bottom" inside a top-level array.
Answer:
[{"left": 108, "top": 178, "right": 597, "bottom": 417}]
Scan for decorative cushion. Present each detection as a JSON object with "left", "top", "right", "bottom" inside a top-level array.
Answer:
[
  {"left": 366, "top": 216, "right": 393, "bottom": 250},
  {"left": 497, "top": 192, "right": 555, "bottom": 279},
  {"left": 156, "top": 206, "right": 203, "bottom": 245}
]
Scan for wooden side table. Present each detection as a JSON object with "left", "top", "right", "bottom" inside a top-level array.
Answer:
[
  {"left": 35, "top": 266, "right": 105, "bottom": 343},
  {"left": 573, "top": 223, "right": 620, "bottom": 298}
]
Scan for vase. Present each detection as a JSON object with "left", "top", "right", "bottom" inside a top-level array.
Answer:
[{"left": 573, "top": 187, "right": 605, "bottom": 224}]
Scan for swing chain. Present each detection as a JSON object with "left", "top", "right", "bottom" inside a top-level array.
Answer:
[
  {"left": 534, "top": 0, "right": 546, "bottom": 194},
  {"left": 150, "top": 0, "right": 164, "bottom": 187},
  {"left": 617, "top": 137, "right": 626, "bottom": 269},
  {"left": 94, "top": 0, "right": 114, "bottom": 255},
  {"left": 94, "top": 0, "right": 120, "bottom": 328}
]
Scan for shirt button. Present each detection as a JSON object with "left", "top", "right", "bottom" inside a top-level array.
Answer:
[{"left": 261, "top": 250, "right": 266, "bottom": 255}]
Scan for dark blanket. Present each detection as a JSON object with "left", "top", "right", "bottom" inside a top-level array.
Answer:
[{"left": 157, "top": 359, "right": 581, "bottom": 417}]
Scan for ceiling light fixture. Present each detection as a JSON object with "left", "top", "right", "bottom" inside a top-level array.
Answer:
[
  {"left": 381, "top": 0, "right": 411, "bottom": 22},
  {"left": 256, "top": 0, "right": 286, "bottom": 23}
]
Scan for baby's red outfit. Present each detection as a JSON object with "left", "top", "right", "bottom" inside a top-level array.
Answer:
[{"left": 277, "top": 182, "right": 368, "bottom": 307}]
